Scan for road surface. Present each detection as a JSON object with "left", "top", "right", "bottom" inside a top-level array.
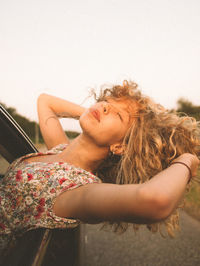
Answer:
[{"left": 79, "top": 211, "right": 200, "bottom": 266}]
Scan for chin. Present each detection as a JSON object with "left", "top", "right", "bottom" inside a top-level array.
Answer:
[
  {"left": 79, "top": 113, "right": 113, "bottom": 147},
  {"left": 79, "top": 114, "right": 90, "bottom": 132},
  {"left": 79, "top": 121, "right": 107, "bottom": 147}
]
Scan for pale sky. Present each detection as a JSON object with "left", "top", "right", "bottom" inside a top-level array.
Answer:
[{"left": 0, "top": 0, "right": 200, "bottom": 132}]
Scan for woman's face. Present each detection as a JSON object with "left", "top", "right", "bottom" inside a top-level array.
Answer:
[{"left": 79, "top": 98, "right": 135, "bottom": 147}]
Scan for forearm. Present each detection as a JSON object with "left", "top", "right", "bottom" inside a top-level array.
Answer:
[
  {"left": 37, "top": 93, "right": 86, "bottom": 149},
  {"left": 37, "top": 93, "right": 86, "bottom": 119}
]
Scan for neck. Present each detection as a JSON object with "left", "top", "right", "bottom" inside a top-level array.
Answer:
[{"left": 59, "top": 134, "right": 109, "bottom": 172}]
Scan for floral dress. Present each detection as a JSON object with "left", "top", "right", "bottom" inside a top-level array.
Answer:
[{"left": 0, "top": 144, "right": 101, "bottom": 254}]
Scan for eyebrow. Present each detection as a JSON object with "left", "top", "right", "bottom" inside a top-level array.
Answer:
[
  {"left": 109, "top": 103, "right": 127, "bottom": 122},
  {"left": 106, "top": 99, "right": 135, "bottom": 123}
]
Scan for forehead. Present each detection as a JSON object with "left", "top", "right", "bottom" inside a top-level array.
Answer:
[{"left": 106, "top": 97, "right": 137, "bottom": 113}]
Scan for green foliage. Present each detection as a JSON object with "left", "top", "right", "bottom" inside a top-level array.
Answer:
[
  {"left": 184, "top": 169, "right": 200, "bottom": 221},
  {"left": 176, "top": 98, "right": 200, "bottom": 121},
  {"left": 186, "top": 184, "right": 200, "bottom": 204},
  {"left": 176, "top": 98, "right": 200, "bottom": 219},
  {"left": 65, "top": 131, "right": 80, "bottom": 139}
]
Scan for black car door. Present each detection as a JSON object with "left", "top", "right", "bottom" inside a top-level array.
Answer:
[{"left": 0, "top": 105, "right": 79, "bottom": 266}]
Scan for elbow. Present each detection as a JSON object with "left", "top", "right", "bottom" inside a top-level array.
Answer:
[
  {"left": 140, "top": 186, "right": 173, "bottom": 222},
  {"left": 37, "top": 93, "right": 52, "bottom": 109},
  {"left": 37, "top": 93, "right": 48, "bottom": 102},
  {"left": 153, "top": 194, "right": 172, "bottom": 221}
]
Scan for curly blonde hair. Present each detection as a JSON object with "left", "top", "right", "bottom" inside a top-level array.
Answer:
[{"left": 94, "top": 80, "right": 200, "bottom": 237}]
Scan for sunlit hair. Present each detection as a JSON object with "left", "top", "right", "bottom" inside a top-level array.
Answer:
[{"left": 93, "top": 80, "right": 200, "bottom": 237}]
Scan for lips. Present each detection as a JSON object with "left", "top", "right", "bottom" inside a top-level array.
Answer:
[{"left": 89, "top": 108, "right": 100, "bottom": 122}]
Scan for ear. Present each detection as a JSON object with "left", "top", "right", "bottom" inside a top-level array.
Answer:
[{"left": 110, "top": 143, "right": 125, "bottom": 155}]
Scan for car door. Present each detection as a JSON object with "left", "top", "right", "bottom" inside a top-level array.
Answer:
[{"left": 0, "top": 105, "right": 80, "bottom": 266}]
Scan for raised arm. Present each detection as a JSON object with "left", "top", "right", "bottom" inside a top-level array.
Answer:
[
  {"left": 37, "top": 93, "right": 86, "bottom": 149},
  {"left": 54, "top": 153, "right": 199, "bottom": 224}
]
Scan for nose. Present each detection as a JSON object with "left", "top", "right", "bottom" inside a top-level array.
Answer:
[{"left": 102, "top": 102, "right": 109, "bottom": 114}]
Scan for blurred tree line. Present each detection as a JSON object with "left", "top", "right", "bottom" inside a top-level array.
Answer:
[
  {"left": 0, "top": 98, "right": 199, "bottom": 144},
  {"left": 0, "top": 102, "right": 80, "bottom": 143},
  {"left": 176, "top": 98, "right": 200, "bottom": 121}
]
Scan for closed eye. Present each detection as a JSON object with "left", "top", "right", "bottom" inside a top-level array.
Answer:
[
  {"left": 117, "top": 112, "right": 123, "bottom": 121},
  {"left": 104, "top": 99, "right": 123, "bottom": 121}
]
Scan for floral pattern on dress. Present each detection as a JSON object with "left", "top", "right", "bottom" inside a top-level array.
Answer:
[{"left": 0, "top": 143, "right": 101, "bottom": 253}]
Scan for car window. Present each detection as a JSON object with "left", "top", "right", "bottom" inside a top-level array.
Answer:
[{"left": 0, "top": 104, "right": 37, "bottom": 178}]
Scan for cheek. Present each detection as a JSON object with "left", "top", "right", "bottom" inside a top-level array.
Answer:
[
  {"left": 79, "top": 112, "right": 91, "bottom": 131},
  {"left": 79, "top": 112, "right": 101, "bottom": 138}
]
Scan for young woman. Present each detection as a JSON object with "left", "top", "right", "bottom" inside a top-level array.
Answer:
[{"left": 0, "top": 80, "right": 199, "bottom": 255}]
